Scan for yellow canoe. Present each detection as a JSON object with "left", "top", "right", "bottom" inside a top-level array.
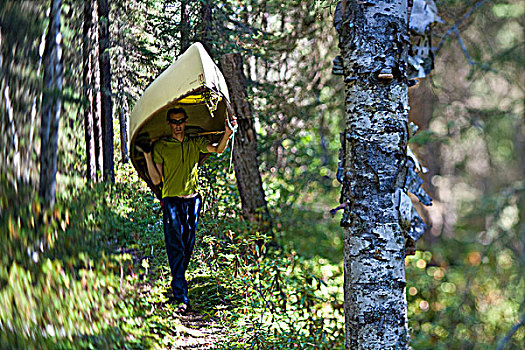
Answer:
[{"left": 128, "top": 42, "right": 231, "bottom": 198}]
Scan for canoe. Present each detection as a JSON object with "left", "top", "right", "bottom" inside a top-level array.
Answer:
[{"left": 128, "top": 42, "right": 231, "bottom": 198}]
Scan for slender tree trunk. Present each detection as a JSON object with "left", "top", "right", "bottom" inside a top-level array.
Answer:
[
  {"left": 337, "top": 1, "right": 410, "bottom": 348},
  {"left": 83, "top": 0, "right": 96, "bottom": 180},
  {"left": 39, "top": 0, "right": 63, "bottom": 209},
  {"left": 115, "top": 6, "right": 129, "bottom": 164},
  {"left": 97, "top": 0, "right": 114, "bottom": 182},
  {"left": 220, "top": 53, "right": 269, "bottom": 223},
  {"left": 118, "top": 77, "right": 129, "bottom": 163},
  {"left": 0, "top": 31, "right": 20, "bottom": 181},
  {"left": 179, "top": 0, "right": 191, "bottom": 54},
  {"left": 0, "top": 31, "right": 6, "bottom": 174},
  {"left": 27, "top": 32, "right": 46, "bottom": 183},
  {"left": 199, "top": 0, "right": 212, "bottom": 53},
  {"left": 92, "top": 0, "right": 103, "bottom": 181}
]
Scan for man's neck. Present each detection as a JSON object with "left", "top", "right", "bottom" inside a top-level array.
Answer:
[{"left": 172, "top": 132, "right": 185, "bottom": 142}]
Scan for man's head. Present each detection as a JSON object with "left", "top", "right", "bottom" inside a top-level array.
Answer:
[{"left": 167, "top": 107, "right": 188, "bottom": 138}]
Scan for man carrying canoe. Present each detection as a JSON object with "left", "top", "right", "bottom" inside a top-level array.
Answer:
[{"left": 143, "top": 107, "right": 236, "bottom": 314}]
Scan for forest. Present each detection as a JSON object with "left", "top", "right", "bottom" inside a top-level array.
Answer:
[{"left": 0, "top": 0, "right": 523, "bottom": 349}]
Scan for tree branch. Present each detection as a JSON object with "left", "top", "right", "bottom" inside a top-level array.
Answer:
[
  {"left": 496, "top": 312, "right": 525, "bottom": 350},
  {"left": 454, "top": 28, "right": 475, "bottom": 65},
  {"left": 434, "top": 0, "right": 494, "bottom": 55}
]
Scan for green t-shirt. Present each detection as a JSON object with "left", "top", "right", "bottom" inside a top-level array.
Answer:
[{"left": 153, "top": 136, "right": 210, "bottom": 198}]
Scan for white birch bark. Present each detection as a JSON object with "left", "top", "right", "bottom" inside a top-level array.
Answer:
[{"left": 336, "top": 1, "right": 411, "bottom": 348}]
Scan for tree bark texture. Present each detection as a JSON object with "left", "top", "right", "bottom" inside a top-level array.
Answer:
[
  {"left": 337, "top": 1, "right": 410, "bottom": 348},
  {"left": 220, "top": 53, "right": 269, "bottom": 223},
  {"left": 83, "top": 0, "right": 96, "bottom": 181},
  {"left": 118, "top": 81, "right": 129, "bottom": 163},
  {"left": 408, "top": 77, "right": 437, "bottom": 197},
  {"left": 97, "top": 0, "right": 114, "bottom": 182},
  {"left": 179, "top": 0, "right": 191, "bottom": 54},
  {"left": 92, "top": 0, "right": 103, "bottom": 180},
  {"left": 0, "top": 30, "right": 18, "bottom": 180},
  {"left": 39, "top": 0, "right": 63, "bottom": 209},
  {"left": 199, "top": 0, "right": 212, "bottom": 53},
  {"left": 115, "top": 7, "right": 129, "bottom": 164}
]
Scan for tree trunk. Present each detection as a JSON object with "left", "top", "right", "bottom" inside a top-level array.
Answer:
[
  {"left": 0, "top": 31, "right": 20, "bottom": 182},
  {"left": 118, "top": 78, "right": 129, "bottom": 163},
  {"left": 408, "top": 77, "right": 438, "bottom": 197},
  {"left": 83, "top": 0, "right": 96, "bottom": 181},
  {"left": 220, "top": 53, "right": 269, "bottom": 223},
  {"left": 39, "top": 0, "right": 63, "bottom": 209},
  {"left": 337, "top": 1, "right": 410, "bottom": 348},
  {"left": 92, "top": 0, "right": 103, "bottom": 181},
  {"left": 97, "top": 0, "right": 114, "bottom": 182},
  {"left": 115, "top": 6, "right": 129, "bottom": 164},
  {"left": 199, "top": 0, "right": 212, "bottom": 53},
  {"left": 179, "top": 0, "right": 191, "bottom": 54}
]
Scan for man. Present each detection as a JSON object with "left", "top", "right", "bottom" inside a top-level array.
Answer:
[{"left": 143, "top": 107, "right": 235, "bottom": 314}]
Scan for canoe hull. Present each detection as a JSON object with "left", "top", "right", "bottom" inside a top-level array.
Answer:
[{"left": 128, "top": 43, "right": 231, "bottom": 198}]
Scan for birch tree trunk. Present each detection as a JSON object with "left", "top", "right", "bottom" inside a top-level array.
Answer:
[
  {"left": 83, "top": 0, "right": 96, "bottom": 181},
  {"left": 39, "top": 0, "right": 63, "bottom": 209},
  {"left": 336, "top": 1, "right": 410, "bottom": 348},
  {"left": 97, "top": 0, "right": 114, "bottom": 182},
  {"left": 220, "top": 53, "right": 269, "bottom": 223}
]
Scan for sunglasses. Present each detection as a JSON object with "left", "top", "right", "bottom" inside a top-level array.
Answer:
[{"left": 167, "top": 118, "right": 187, "bottom": 125}]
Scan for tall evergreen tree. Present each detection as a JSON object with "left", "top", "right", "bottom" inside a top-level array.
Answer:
[
  {"left": 39, "top": 0, "right": 63, "bottom": 208},
  {"left": 97, "top": 0, "right": 114, "bottom": 182},
  {"left": 221, "top": 53, "right": 269, "bottom": 224},
  {"left": 83, "top": 0, "right": 97, "bottom": 180}
]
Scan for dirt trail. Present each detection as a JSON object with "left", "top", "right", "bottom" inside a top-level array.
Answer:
[{"left": 172, "top": 312, "right": 226, "bottom": 349}]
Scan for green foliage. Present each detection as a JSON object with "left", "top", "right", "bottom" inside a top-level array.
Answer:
[
  {"left": 2, "top": 0, "right": 524, "bottom": 348},
  {"left": 0, "top": 175, "right": 139, "bottom": 347},
  {"left": 190, "top": 218, "right": 344, "bottom": 349},
  {"left": 0, "top": 158, "right": 346, "bottom": 348}
]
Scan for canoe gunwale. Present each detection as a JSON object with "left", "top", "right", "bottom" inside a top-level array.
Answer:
[
  {"left": 129, "top": 42, "right": 232, "bottom": 201},
  {"left": 129, "top": 85, "right": 231, "bottom": 201}
]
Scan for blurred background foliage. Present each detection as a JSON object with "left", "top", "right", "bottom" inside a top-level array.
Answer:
[{"left": 1, "top": 0, "right": 524, "bottom": 348}]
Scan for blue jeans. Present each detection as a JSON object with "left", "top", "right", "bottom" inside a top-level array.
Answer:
[{"left": 162, "top": 194, "right": 202, "bottom": 305}]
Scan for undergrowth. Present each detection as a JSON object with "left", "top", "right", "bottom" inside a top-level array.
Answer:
[{"left": 0, "top": 162, "right": 345, "bottom": 349}]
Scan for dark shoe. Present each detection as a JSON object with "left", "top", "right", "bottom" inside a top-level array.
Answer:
[{"left": 175, "top": 302, "right": 190, "bottom": 315}]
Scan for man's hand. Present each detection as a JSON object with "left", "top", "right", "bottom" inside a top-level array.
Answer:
[{"left": 225, "top": 117, "right": 237, "bottom": 136}]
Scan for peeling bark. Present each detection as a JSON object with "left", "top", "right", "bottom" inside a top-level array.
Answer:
[
  {"left": 39, "top": 0, "right": 63, "bottom": 209},
  {"left": 221, "top": 53, "right": 269, "bottom": 224},
  {"left": 336, "top": 1, "right": 411, "bottom": 348}
]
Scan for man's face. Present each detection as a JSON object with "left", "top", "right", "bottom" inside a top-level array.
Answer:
[{"left": 167, "top": 112, "right": 187, "bottom": 135}]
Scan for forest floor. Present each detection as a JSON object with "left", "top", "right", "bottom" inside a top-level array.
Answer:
[
  {"left": 3, "top": 165, "right": 523, "bottom": 348},
  {"left": 0, "top": 165, "right": 346, "bottom": 348}
]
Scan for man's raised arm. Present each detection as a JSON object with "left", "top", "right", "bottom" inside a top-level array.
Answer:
[{"left": 207, "top": 111, "right": 237, "bottom": 154}]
